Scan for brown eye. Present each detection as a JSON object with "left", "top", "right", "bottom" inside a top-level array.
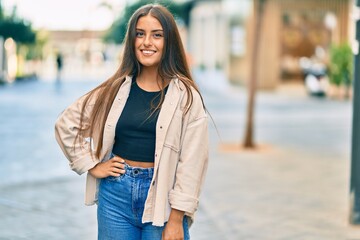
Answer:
[
  {"left": 154, "top": 33, "right": 163, "bottom": 38},
  {"left": 136, "top": 31, "right": 144, "bottom": 37}
]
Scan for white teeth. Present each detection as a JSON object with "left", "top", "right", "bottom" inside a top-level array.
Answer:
[{"left": 142, "top": 50, "right": 155, "bottom": 54}]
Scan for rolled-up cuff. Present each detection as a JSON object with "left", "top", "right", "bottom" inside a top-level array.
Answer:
[
  {"left": 169, "top": 189, "right": 199, "bottom": 214},
  {"left": 70, "top": 153, "right": 99, "bottom": 175}
]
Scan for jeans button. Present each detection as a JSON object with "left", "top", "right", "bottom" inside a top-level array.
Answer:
[{"left": 134, "top": 170, "right": 139, "bottom": 174}]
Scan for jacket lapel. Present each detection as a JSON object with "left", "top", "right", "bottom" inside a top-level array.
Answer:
[
  {"left": 101, "top": 76, "right": 132, "bottom": 159},
  {"left": 155, "top": 78, "right": 183, "bottom": 168}
]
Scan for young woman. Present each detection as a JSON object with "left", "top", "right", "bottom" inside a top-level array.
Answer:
[{"left": 55, "top": 4, "right": 208, "bottom": 240}]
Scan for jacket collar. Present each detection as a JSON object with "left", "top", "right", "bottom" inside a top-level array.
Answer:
[
  {"left": 173, "top": 77, "right": 184, "bottom": 91},
  {"left": 127, "top": 75, "right": 184, "bottom": 91}
]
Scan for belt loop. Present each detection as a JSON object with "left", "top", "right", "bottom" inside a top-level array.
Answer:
[
  {"left": 149, "top": 168, "right": 153, "bottom": 178},
  {"left": 124, "top": 163, "right": 129, "bottom": 175}
]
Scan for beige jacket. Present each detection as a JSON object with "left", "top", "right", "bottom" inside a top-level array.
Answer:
[{"left": 55, "top": 76, "right": 209, "bottom": 226}]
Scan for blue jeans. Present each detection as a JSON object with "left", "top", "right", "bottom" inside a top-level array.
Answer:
[{"left": 97, "top": 163, "right": 190, "bottom": 240}]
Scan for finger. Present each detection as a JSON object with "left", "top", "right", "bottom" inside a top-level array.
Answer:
[
  {"left": 109, "top": 171, "right": 121, "bottom": 177},
  {"left": 109, "top": 162, "right": 125, "bottom": 173},
  {"left": 110, "top": 167, "right": 125, "bottom": 174},
  {"left": 112, "top": 156, "right": 125, "bottom": 163},
  {"left": 112, "top": 162, "right": 125, "bottom": 169}
]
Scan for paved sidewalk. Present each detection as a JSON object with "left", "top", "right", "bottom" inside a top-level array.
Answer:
[
  {"left": 0, "top": 176, "right": 222, "bottom": 240},
  {"left": 0, "top": 78, "right": 357, "bottom": 239},
  {"left": 199, "top": 83, "right": 356, "bottom": 239}
]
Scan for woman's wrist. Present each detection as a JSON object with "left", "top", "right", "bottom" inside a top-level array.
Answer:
[
  {"left": 88, "top": 163, "right": 99, "bottom": 175},
  {"left": 88, "top": 162, "right": 104, "bottom": 178},
  {"left": 168, "top": 208, "right": 185, "bottom": 223}
]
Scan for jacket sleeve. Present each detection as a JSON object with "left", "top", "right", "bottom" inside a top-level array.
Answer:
[
  {"left": 54, "top": 94, "right": 100, "bottom": 175},
  {"left": 168, "top": 92, "right": 209, "bottom": 215}
]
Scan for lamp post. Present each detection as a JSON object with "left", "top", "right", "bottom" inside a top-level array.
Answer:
[{"left": 350, "top": 0, "right": 360, "bottom": 225}]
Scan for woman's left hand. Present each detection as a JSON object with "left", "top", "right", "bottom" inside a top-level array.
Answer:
[{"left": 162, "top": 219, "right": 184, "bottom": 240}]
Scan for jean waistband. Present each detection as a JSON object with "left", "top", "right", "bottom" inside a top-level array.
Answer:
[{"left": 124, "top": 163, "right": 154, "bottom": 178}]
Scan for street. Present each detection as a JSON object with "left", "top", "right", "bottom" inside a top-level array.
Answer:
[{"left": 0, "top": 76, "right": 356, "bottom": 240}]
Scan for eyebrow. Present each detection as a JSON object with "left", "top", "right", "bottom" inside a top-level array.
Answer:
[{"left": 136, "top": 28, "right": 163, "bottom": 32}]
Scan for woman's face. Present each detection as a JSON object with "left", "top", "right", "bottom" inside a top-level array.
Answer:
[{"left": 135, "top": 14, "right": 164, "bottom": 69}]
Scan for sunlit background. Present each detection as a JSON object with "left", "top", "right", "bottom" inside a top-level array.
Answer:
[
  {"left": 2, "top": 0, "right": 119, "bottom": 30},
  {"left": 1, "top": 0, "right": 360, "bottom": 239},
  {"left": 0, "top": 0, "right": 355, "bottom": 92}
]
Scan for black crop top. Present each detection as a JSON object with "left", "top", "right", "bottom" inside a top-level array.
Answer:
[{"left": 112, "top": 80, "right": 168, "bottom": 162}]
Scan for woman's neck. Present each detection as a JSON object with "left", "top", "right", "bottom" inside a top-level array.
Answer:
[{"left": 137, "top": 67, "right": 163, "bottom": 91}]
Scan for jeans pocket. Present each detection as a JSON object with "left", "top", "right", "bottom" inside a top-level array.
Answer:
[{"left": 105, "top": 174, "right": 125, "bottom": 182}]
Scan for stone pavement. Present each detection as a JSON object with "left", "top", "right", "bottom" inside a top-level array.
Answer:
[{"left": 0, "top": 77, "right": 358, "bottom": 239}]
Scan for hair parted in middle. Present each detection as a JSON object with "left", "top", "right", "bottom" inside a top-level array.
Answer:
[{"left": 76, "top": 3, "right": 205, "bottom": 159}]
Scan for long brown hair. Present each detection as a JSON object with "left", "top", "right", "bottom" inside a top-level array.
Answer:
[{"left": 76, "top": 4, "right": 204, "bottom": 159}]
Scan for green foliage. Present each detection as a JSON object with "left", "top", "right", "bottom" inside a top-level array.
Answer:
[
  {"left": 24, "top": 30, "right": 48, "bottom": 60},
  {"left": 0, "top": 19, "right": 36, "bottom": 44},
  {"left": 104, "top": 0, "right": 192, "bottom": 44},
  {"left": 0, "top": 2, "right": 4, "bottom": 20},
  {"left": 0, "top": 4, "right": 36, "bottom": 44},
  {"left": 329, "top": 43, "right": 353, "bottom": 87}
]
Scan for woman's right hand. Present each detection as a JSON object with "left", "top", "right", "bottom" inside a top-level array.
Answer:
[{"left": 88, "top": 156, "right": 126, "bottom": 179}]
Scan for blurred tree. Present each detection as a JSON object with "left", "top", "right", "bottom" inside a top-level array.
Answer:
[
  {"left": 0, "top": 20, "right": 36, "bottom": 44},
  {"left": 0, "top": 0, "right": 4, "bottom": 20},
  {"left": 0, "top": 2, "right": 41, "bottom": 79},
  {"left": 329, "top": 43, "right": 353, "bottom": 99},
  {"left": 0, "top": 5, "right": 36, "bottom": 44},
  {"left": 243, "top": 0, "right": 266, "bottom": 148},
  {"left": 104, "top": 0, "right": 193, "bottom": 44},
  {"left": 23, "top": 30, "right": 48, "bottom": 60}
]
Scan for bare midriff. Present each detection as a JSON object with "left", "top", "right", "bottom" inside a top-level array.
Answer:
[{"left": 124, "top": 159, "right": 154, "bottom": 168}]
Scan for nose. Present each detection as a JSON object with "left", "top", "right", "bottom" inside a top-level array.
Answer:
[{"left": 143, "top": 35, "right": 152, "bottom": 46}]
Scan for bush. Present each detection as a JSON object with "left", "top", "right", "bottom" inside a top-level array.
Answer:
[{"left": 329, "top": 43, "right": 353, "bottom": 87}]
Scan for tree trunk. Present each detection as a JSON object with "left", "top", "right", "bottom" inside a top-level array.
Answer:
[{"left": 243, "top": 0, "right": 266, "bottom": 148}]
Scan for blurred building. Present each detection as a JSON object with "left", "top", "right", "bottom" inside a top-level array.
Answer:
[
  {"left": 189, "top": 0, "right": 352, "bottom": 89},
  {"left": 39, "top": 30, "right": 119, "bottom": 81}
]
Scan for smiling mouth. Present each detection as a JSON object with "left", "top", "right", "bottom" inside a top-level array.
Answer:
[{"left": 141, "top": 50, "right": 156, "bottom": 56}]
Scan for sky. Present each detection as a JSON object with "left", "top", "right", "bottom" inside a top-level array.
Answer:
[
  {"left": 1, "top": 0, "right": 251, "bottom": 31},
  {"left": 2, "top": 0, "right": 126, "bottom": 30}
]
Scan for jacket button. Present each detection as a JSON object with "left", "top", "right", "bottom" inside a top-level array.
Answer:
[{"left": 160, "top": 126, "right": 163, "bottom": 129}]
